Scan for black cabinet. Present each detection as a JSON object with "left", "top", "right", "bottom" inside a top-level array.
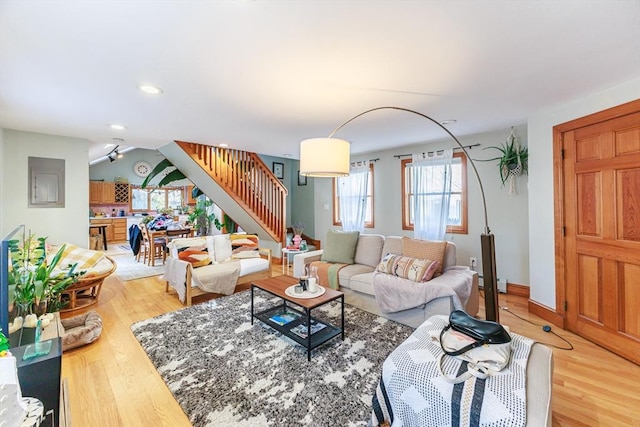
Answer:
[{"left": 12, "top": 338, "right": 62, "bottom": 427}]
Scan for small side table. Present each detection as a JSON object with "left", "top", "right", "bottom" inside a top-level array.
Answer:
[{"left": 281, "top": 248, "right": 308, "bottom": 274}]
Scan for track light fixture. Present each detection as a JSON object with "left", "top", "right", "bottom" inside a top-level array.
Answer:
[{"left": 107, "top": 145, "right": 120, "bottom": 163}]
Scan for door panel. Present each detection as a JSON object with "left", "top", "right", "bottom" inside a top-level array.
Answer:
[
  {"left": 617, "top": 168, "right": 640, "bottom": 241},
  {"left": 563, "top": 108, "right": 640, "bottom": 365}
]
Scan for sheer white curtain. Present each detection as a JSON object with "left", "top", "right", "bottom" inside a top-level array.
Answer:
[
  {"left": 337, "top": 162, "right": 369, "bottom": 232},
  {"left": 411, "top": 149, "right": 453, "bottom": 240}
]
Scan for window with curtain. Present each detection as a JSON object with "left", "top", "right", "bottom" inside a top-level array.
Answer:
[
  {"left": 401, "top": 152, "right": 467, "bottom": 234},
  {"left": 333, "top": 163, "right": 374, "bottom": 230}
]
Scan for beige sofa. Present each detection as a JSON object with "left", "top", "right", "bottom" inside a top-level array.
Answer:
[{"left": 293, "top": 234, "right": 478, "bottom": 328}]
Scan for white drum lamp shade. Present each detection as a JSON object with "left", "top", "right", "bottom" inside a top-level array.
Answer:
[{"left": 299, "top": 138, "right": 350, "bottom": 177}]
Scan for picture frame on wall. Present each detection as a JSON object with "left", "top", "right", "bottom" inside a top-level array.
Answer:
[
  {"left": 272, "top": 162, "right": 284, "bottom": 179},
  {"left": 297, "top": 170, "right": 307, "bottom": 186}
]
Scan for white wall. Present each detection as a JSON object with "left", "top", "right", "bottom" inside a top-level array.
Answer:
[
  {"left": 527, "top": 78, "right": 640, "bottom": 309},
  {"left": 1, "top": 129, "right": 90, "bottom": 247},
  {"left": 310, "top": 124, "right": 531, "bottom": 286}
]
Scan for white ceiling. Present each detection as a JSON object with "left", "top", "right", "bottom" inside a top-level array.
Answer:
[{"left": 1, "top": 1, "right": 639, "bottom": 163}]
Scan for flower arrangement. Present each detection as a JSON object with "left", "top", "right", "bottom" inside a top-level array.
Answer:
[
  {"left": 292, "top": 221, "right": 304, "bottom": 237},
  {"left": 8, "top": 233, "right": 81, "bottom": 319}
]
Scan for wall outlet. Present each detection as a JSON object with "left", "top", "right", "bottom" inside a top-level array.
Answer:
[{"left": 470, "top": 257, "right": 477, "bottom": 270}]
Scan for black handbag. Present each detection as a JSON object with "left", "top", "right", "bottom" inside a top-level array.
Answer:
[
  {"left": 439, "top": 310, "right": 511, "bottom": 356},
  {"left": 437, "top": 310, "right": 513, "bottom": 383}
]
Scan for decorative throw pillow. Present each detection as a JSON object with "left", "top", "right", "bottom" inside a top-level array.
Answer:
[
  {"left": 170, "top": 237, "right": 215, "bottom": 263},
  {"left": 55, "top": 243, "right": 104, "bottom": 270},
  {"left": 230, "top": 233, "right": 259, "bottom": 256},
  {"left": 402, "top": 237, "right": 447, "bottom": 276},
  {"left": 376, "top": 253, "right": 439, "bottom": 282},
  {"left": 177, "top": 247, "right": 211, "bottom": 268},
  {"left": 321, "top": 230, "right": 360, "bottom": 264},
  {"left": 213, "top": 234, "right": 233, "bottom": 262}
]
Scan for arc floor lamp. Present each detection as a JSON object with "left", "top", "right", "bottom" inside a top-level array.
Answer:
[{"left": 300, "top": 106, "right": 499, "bottom": 322}]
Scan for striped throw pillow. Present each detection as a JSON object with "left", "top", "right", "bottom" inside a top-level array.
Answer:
[{"left": 376, "top": 254, "right": 439, "bottom": 283}]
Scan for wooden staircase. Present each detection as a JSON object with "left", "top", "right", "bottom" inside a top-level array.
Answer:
[{"left": 175, "top": 141, "right": 288, "bottom": 243}]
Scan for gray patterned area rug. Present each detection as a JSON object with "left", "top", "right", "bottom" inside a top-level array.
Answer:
[{"left": 131, "top": 290, "right": 414, "bottom": 426}]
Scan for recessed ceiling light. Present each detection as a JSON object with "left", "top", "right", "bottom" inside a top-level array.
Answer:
[
  {"left": 138, "top": 84, "right": 164, "bottom": 94},
  {"left": 440, "top": 119, "right": 457, "bottom": 125},
  {"left": 218, "top": 143, "right": 229, "bottom": 148},
  {"left": 109, "top": 124, "right": 127, "bottom": 130}
]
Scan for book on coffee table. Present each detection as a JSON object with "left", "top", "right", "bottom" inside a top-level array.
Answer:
[
  {"left": 290, "top": 321, "right": 326, "bottom": 339},
  {"left": 269, "top": 311, "right": 301, "bottom": 326}
]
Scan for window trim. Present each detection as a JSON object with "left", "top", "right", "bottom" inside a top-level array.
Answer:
[
  {"left": 401, "top": 152, "right": 468, "bottom": 234},
  {"left": 130, "top": 185, "right": 185, "bottom": 213},
  {"left": 332, "top": 163, "right": 375, "bottom": 228}
]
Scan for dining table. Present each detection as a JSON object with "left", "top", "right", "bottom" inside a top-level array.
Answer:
[{"left": 147, "top": 227, "right": 194, "bottom": 266}]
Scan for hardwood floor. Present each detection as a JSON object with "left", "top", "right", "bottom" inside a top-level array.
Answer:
[{"left": 60, "top": 259, "right": 640, "bottom": 426}]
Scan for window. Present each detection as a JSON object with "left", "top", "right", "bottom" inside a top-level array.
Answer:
[
  {"left": 131, "top": 186, "right": 184, "bottom": 212},
  {"left": 401, "top": 152, "right": 467, "bottom": 234},
  {"left": 333, "top": 163, "right": 375, "bottom": 228}
]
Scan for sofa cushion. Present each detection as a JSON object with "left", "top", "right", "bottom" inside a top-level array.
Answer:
[
  {"left": 381, "top": 236, "right": 403, "bottom": 257},
  {"left": 376, "top": 253, "right": 439, "bottom": 282},
  {"left": 238, "top": 257, "right": 270, "bottom": 276},
  {"left": 338, "top": 264, "right": 376, "bottom": 289},
  {"left": 354, "top": 234, "right": 385, "bottom": 268},
  {"left": 321, "top": 230, "right": 360, "bottom": 264},
  {"left": 213, "top": 234, "right": 233, "bottom": 262},
  {"left": 52, "top": 243, "right": 104, "bottom": 270},
  {"left": 402, "top": 237, "right": 447, "bottom": 276},
  {"left": 349, "top": 271, "right": 376, "bottom": 295}
]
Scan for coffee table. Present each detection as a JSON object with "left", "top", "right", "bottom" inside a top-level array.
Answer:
[{"left": 251, "top": 276, "right": 344, "bottom": 361}]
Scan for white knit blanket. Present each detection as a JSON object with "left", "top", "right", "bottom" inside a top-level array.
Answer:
[
  {"left": 370, "top": 315, "right": 534, "bottom": 427},
  {"left": 163, "top": 258, "right": 240, "bottom": 303},
  {"left": 373, "top": 266, "right": 474, "bottom": 313}
]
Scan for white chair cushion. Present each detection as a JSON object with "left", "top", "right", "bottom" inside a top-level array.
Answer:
[{"left": 213, "top": 234, "right": 233, "bottom": 262}]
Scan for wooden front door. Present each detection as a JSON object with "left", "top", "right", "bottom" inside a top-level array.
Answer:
[{"left": 555, "top": 100, "right": 640, "bottom": 364}]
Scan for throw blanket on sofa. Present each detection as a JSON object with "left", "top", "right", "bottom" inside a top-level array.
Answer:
[
  {"left": 373, "top": 266, "right": 474, "bottom": 313},
  {"left": 164, "top": 257, "right": 240, "bottom": 303},
  {"left": 370, "top": 315, "right": 534, "bottom": 427},
  {"left": 310, "top": 261, "right": 347, "bottom": 290}
]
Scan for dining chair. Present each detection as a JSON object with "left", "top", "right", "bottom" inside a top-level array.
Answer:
[{"left": 137, "top": 223, "right": 167, "bottom": 266}]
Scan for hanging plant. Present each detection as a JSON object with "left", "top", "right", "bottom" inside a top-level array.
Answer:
[{"left": 478, "top": 127, "right": 528, "bottom": 192}]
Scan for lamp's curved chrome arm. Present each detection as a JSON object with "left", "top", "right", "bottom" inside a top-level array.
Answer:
[{"left": 328, "top": 106, "right": 491, "bottom": 234}]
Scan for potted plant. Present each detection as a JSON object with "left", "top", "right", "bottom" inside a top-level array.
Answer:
[
  {"left": 7, "top": 233, "right": 81, "bottom": 321},
  {"left": 187, "top": 198, "right": 222, "bottom": 236},
  {"left": 479, "top": 127, "right": 528, "bottom": 186}
]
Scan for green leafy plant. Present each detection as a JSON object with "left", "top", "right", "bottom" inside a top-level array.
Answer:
[
  {"left": 187, "top": 197, "right": 222, "bottom": 235},
  {"left": 478, "top": 128, "right": 528, "bottom": 185},
  {"left": 8, "top": 234, "right": 82, "bottom": 318},
  {"left": 141, "top": 159, "right": 187, "bottom": 188}
]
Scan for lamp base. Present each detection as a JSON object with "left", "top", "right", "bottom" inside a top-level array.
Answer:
[{"left": 481, "top": 233, "right": 500, "bottom": 322}]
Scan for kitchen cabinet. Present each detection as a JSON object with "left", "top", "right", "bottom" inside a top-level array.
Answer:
[
  {"left": 185, "top": 185, "right": 197, "bottom": 205},
  {"left": 102, "top": 182, "right": 115, "bottom": 203},
  {"left": 112, "top": 218, "right": 127, "bottom": 242},
  {"left": 89, "top": 181, "right": 129, "bottom": 204},
  {"left": 90, "top": 218, "right": 127, "bottom": 243},
  {"left": 89, "top": 181, "right": 102, "bottom": 204}
]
